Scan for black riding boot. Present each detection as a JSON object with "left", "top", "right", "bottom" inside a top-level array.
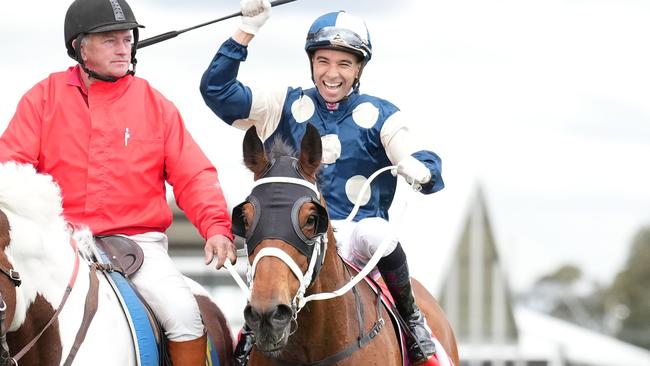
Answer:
[
  {"left": 378, "top": 244, "right": 436, "bottom": 365},
  {"left": 233, "top": 323, "right": 255, "bottom": 366}
]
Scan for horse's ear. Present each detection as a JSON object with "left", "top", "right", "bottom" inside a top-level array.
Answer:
[
  {"left": 243, "top": 126, "right": 269, "bottom": 177},
  {"left": 299, "top": 123, "right": 322, "bottom": 180}
]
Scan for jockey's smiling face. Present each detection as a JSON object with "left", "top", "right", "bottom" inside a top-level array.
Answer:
[
  {"left": 78, "top": 30, "right": 132, "bottom": 79},
  {"left": 311, "top": 48, "right": 362, "bottom": 103}
]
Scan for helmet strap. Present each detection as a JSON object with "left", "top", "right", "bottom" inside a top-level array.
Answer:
[
  {"left": 352, "top": 64, "right": 366, "bottom": 93},
  {"left": 130, "top": 28, "right": 139, "bottom": 75}
]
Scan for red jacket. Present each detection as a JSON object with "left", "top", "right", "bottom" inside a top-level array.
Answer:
[{"left": 0, "top": 66, "right": 232, "bottom": 240}]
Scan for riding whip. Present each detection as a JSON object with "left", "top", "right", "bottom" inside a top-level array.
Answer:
[{"left": 138, "top": 0, "right": 298, "bottom": 49}]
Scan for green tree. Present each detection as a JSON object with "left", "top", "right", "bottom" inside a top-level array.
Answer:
[
  {"left": 538, "top": 264, "right": 582, "bottom": 284},
  {"left": 608, "top": 225, "right": 650, "bottom": 349}
]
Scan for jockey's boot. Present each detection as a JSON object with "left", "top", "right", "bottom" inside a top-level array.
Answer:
[
  {"left": 378, "top": 244, "right": 437, "bottom": 366},
  {"left": 233, "top": 323, "right": 255, "bottom": 366},
  {"left": 168, "top": 333, "right": 207, "bottom": 366}
]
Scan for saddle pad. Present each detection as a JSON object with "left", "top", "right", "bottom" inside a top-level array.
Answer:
[
  {"left": 96, "top": 248, "right": 159, "bottom": 366},
  {"left": 341, "top": 257, "right": 452, "bottom": 366},
  {"left": 206, "top": 334, "right": 221, "bottom": 366},
  {"left": 340, "top": 257, "right": 408, "bottom": 365}
]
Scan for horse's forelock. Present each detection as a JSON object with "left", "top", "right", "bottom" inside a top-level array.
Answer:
[{"left": 268, "top": 138, "right": 297, "bottom": 161}]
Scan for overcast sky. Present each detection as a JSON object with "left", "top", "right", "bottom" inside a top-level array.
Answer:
[{"left": 1, "top": 0, "right": 649, "bottom": 292}]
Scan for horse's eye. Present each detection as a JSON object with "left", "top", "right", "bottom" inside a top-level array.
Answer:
[
  {"left": 303, "top": 214, "right": 319, "bottom": 238},
  {"left": 240, "top": 211, "right": 249, "bottom": 228},
  {"left": 305, "top": 215, "right": 317, "bottom": 228}
]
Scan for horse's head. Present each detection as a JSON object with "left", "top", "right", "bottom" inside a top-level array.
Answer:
[
  {"left": 234, "top": 124, "right": 331, "bottom": 355},
  {"left": 0, "top": 209, "right": 18, "bottom": 353}
]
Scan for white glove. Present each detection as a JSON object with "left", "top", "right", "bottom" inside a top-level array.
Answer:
[
  {"left": 391, "top": 156, "right": 432, "bottom": 186},
  {"left": 239, "top": 0, "right": 271, "bottom": 35}
]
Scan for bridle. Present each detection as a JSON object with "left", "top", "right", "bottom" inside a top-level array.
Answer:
[
  {"left": 231, "top": 156, "right": 329, "bottom": 315},
  {"left": 226, "top": 164, "right": 402, "bottom": 310},
  {"left": 0, "top": 260, "right": 21, "bottom": 365},
  {"left": 0, "top": 267, "right": 20, "bottom": 288}
]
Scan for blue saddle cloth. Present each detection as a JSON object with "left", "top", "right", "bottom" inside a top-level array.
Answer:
[
  {"left": 97, "top": 249, "right": 159, "bottom": 366},
  {"left": 96, "top": 249, "right": 222, "bottom": 366}
]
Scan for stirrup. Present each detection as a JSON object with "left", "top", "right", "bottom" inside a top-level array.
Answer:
[{"left": 404, "top": 310, "right": 437, "bottom": 364}]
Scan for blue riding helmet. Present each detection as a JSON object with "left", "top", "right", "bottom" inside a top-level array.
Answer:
[{"left": 305, "top": 11, "right": 372, "bottom": 64}]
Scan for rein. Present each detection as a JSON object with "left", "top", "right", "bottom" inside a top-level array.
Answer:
[{"left": 8, "top": 236, "right": 81, "bottom": 364}]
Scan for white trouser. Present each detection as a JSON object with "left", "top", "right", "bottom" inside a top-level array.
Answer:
[
  {"left": 331, "top": 217, "right": 399, "bottom": 271},
  {"left": 125, "top": 232, "right": 204, "bottom": 342}
]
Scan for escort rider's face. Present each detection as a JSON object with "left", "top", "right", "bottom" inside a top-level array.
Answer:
[
  {"left": 81, "top": 30, "right": 132, "bottom": 79},
  {"left": 312, "top": 49, "right": 362, "bottom": 103}
]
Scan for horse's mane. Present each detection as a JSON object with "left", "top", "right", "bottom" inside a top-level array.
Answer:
[
  {"left": 0, "top": 162, "right": 64, "bottom": 227},
  {"left": 0, "top": 162, "right": 76, "bottom": 329}
]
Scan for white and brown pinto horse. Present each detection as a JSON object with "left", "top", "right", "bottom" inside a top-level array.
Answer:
[{"left": 0, "top": 162, "right": 233, "bottom": 365}]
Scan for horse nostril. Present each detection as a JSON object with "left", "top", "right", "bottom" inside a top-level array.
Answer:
[
  {"left": 244, "top": 304, "right": 261, "bottom": 329},
  {"left": 270, "top": 304, "right": 293, "bottom": 328}
]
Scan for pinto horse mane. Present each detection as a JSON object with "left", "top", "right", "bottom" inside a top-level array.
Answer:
[
  {"left": 0, "top": 162, "right": 65, "bottom": 227},
  {"left": 0, "top": 162, "right": 79, "bottom": 330}
]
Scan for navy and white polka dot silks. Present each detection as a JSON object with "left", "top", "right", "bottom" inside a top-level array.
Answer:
[{"left": 200, "top": 38, "right": 444, "bottom": 222}]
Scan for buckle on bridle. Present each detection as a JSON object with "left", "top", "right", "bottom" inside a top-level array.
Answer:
[{"left": 7, "top": 270, "right": 20, "bottom": 287}]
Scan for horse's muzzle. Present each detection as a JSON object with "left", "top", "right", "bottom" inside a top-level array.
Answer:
[{"left": 244, "top": 303, "right": 293, "bottom": 354}]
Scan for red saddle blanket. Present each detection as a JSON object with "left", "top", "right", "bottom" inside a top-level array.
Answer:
[{"left": 341, "top": 257, "right": 444, "bottom": 366}]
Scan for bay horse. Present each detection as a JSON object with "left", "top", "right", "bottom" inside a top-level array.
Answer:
[
  {"left": 0, "top": 161, "right": 233, "bottom": 365},
  {"left": 234, "top": 124, "right": 459, "bottom": 366}
]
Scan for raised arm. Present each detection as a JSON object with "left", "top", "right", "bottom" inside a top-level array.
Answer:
[{"left": 380, "top": 111, "right": 445, "bottom": 194}]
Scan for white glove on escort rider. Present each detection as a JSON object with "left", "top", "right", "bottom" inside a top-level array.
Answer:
[
  {"left": 239, "top": 0, "right": 271, "bottom": 35},
  {"left": 392, "top": 156, "right": 432, "bottom": 186}
]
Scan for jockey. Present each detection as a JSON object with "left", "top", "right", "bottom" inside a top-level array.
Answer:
[
  {"left": 200, "top": 2, "right": 444, "bottom": 365},
  {"left": 0, "top": 0, "right": 237, "bottom": 364}
]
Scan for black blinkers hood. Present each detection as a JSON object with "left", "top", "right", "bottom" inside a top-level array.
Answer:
[{"left": 232, "top": 156, "right": 329, "bottom": 259}]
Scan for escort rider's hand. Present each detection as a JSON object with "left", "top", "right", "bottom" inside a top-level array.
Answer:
[
  {"left": 239, "top": 0, "right": 271, "bottom": 35},
  {"left": 205, "top": 234, "right": 237, "bottom": 270}
]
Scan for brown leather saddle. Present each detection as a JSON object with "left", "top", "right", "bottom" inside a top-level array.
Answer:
[{"left": 93, "top": 235, "right": 144, "bottom": 277}]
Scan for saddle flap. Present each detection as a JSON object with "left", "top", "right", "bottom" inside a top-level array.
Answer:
[{"left": 94, "top": 236, "right": 144, "bottom": 277}]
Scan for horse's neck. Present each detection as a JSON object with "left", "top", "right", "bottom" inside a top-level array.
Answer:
[{"left": 6, "top": 210, "right": 79, "bottom": 330}]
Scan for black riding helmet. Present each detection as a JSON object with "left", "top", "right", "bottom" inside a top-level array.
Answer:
[{"left": 64, "top": 0, "right": 145, "bottom": 81}]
